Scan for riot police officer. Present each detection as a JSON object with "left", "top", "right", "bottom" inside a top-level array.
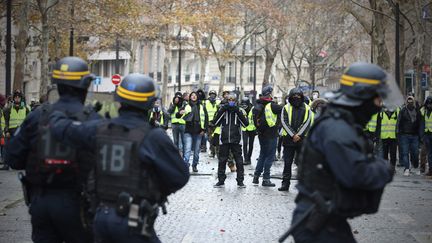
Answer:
[
  {"left": 4, "top": 57, "right": 99, "bottom": 242},
  {"left": 49, "top": 73, "right": 189, "bottom": 243},
  {"left": 281, "top": 62, "right": 400, "bottom": 243}
]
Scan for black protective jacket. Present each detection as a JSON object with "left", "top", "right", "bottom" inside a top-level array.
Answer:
[
  {"left": 213, "top": 105, "right": 248, "bottom": 144},
  {"left": 398, "top": 105, "right": 421, "bottom": 136}
]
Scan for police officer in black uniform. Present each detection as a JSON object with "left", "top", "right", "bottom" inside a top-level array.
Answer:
[
  {"left": 48, "top": 73, "right": 189, "bottom": 243},
  {"left": 5, "top": 57, "right": 99, "bottom": 243},
  {"left": 282, "top": 62, "right": 398, "bottom": 243}
]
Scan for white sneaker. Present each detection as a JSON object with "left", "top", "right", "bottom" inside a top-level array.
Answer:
[
  {"left": 403, "top": 169, "right": 410, "bottom": 176},
  {"left": 415, "top": 168, "right": 422, "bottom": 175}
]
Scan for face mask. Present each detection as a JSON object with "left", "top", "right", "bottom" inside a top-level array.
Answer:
[
  {"left": 209, "top": 96, "right": 216, "bottom": 102},
  {"left": 312, "top": 93, "right": 319, "bottom": 100},
  {"left": 290, "top": 97, "right": 302, "bottom": 107},
  {"left": 228, "top": 101, "right": 236, "bottom": 107},
  {"left": 154, "top": 107, "right": 160, "bottom": 112},
  {"left": 407, "top": 103, "right": 414, "bottom": 110}
]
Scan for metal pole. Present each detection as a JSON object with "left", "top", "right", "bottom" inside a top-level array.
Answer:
[
  {"left": 115, "top": 36, "right": 120, "bottom": 74},
  {"left": 395, "top": 3, "right": 401, "bottom": 88},
  {"left": 6, "top": 0, "right": 12, "bottom": 95},
  {"left": 178, "top": 40, "right": 182, "bottom": 91},
  {"left": 253, "top": 33, "right": 257, "bottom": 101},
  {"left": 69, "top": 0, "right": 74, "bottom": 56}
]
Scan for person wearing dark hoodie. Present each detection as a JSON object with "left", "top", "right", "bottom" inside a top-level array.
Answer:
[
  {"left": 213, "top": 93, "right": 248, "bottom": 188},
  {"left": 149, "top": 98, "right": 169, "bottom": 130},
  {"left": 168, "top": 92, "right": 186, "bottom": 154},
  {"left": 252, "top": 85, "right": 283, "bottom": 187},
  {"left": 398, "top": 96, "right": 422, "bottom": 176},
  {"left": 278, "top": 88, "right": 313, "bottom": 191},
  {"left": 179, "top": 91, "right": 208, "bottom": 172}
]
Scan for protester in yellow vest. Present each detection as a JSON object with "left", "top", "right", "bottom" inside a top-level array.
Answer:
[
  {"left": 252, "top": 85, "right": 283, "bottom": 187},
  {"left": 168, "top": 92, "right": 186, "bottom": 154},
  {"left": 279, "top": 88, "right": 313, "bottom": 191},
  {"left": 420, "top": 96, "right": 432, "bottom": 177},
  {"left": 240, "top": 97, "right": 256, "bottom": 165},
  {"left": 380, "top": 107, "right": 399, "bottom": 174},
  {"left": 149, "top": 99, "right": 169, "bottom": 130},
  {"left": 1, "top": 92, "right": 29, "bottom": 170},
  {"left": 205, "top": 90, "right": 221, "bottom": 158},
  {"left": 179, "top": 91, "right": 208, "bottom": 172}
]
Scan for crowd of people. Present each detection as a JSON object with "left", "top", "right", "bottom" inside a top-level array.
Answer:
[{"left": 0, "top": 56, "right": 428, "bottom": 242}]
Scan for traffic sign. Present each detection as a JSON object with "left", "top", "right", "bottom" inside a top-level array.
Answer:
[
  {"left": 111, "top": 74, "right": 121, "bottom": 85},
  {"left": 94, "top": 76, "right": 101, "bottom": 85}
]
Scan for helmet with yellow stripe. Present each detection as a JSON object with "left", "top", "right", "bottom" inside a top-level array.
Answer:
[
  {"left": 51, "top": 57, "right": 94, "bottom": 90},
  {"left": 332, "top": 62, "right": 395, "bottom": 107},
  {"left": 115, "top": 73, "right": 158, "bottom": 110}
]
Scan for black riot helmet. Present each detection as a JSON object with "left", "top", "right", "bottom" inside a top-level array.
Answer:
[
  {"left": 331, "top": 62, "right": 402, "bottom": 108},
  {"left": 51, "top": 57, "right": 94, "bottom": 90},
  {"left": 425, "top": 96, "right": 432, "bottom": 105},
  {"left": 115, "top": 73, "right": 159, "bottom": 111},
  {"left": 288, "top": 88, "right": 304, "bottom": 99},
  {"left": 262, "top": 85, "right": 273, "bottom": 97}
]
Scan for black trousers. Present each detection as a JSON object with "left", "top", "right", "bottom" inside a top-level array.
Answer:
[
  {"left": 282, "top": 145, "right": 301, "bottom": 184},
  {"left": 382, "top": 138, "right": 397, "bottom": 167},
  {"left": 242, "top": 131, "right": 256, "bottom": 162},
  {"left": 30, "top": 191, "right": 92, "bottom": 243},
  {"left": 218, "top": 143, "right": 244, "bottom": 182}
]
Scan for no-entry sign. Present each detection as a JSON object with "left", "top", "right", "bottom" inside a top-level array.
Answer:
[{"left": 111, "top": 74, "right": 121, "bottom": 85}]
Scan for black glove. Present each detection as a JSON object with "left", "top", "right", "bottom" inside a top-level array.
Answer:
[{"left": 93, "top": 101, "right": 102, "bottom": 112}]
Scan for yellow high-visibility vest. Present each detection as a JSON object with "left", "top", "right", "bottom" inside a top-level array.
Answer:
[
  {"left": 242, "top": 109, "right": 256, "bottom": 132},
  {"left": 380, "top": 110, "right": 398, "bottom": 139},
  {"left": 8, "top": 107, "right": 27, "bottom": 129},
  {"left": 281, "top": 104, "right": 312, "bottom": 136},
  {"left": 264, "top": 103, "right": 277, "bottom": 127},
  {"left": 421, "top": 107, "right": 432, "bottom": 132},
  {"left": 171, "top": 106, "right": 186, "bottom": 125},
  {"left": 205, "top": 100, "right": 220, "bottom": 122},
  {"left": 183, "top": 104, "right": 206, "bottom": 130},
  {"left": 150, "top": 111, "right": 164, "bottom": 125},
  {"left": 365, "top": 113, "right": 378, "bottom": 132}
]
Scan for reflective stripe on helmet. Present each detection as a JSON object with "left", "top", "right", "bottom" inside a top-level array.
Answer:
[
  {"left": 340, "top": 74, "right": 381, "bottom": 86},
  {"left": 116, "top": 86, "right": 155, "bottom": 101}
]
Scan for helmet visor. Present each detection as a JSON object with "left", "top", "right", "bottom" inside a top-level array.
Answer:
[{"left": 380, "top": 73, "right": 404, "bottom": 110}]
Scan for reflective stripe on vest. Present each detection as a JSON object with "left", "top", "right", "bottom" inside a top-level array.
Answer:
[
  {"left": 184, "top": 104, "right": 206, "bottom": 130},
  {"left": 380, "top": 111, "right": 398, "bottom": 139},
  {"left": 365, "top": 113, "right": 378, "bottom": 132},
  {"left": 150, "top": 111, "right": 164, "bottom": 125},
  {"left": 171, "top": 106, "right": 186, "bottom": 125},
  {"left": 281, "top": 104, "right": 311, "bottom": 136},
  {"left": 264, "top": 103, "right": 277, "bottom": 127},
  {"left": 9, "top": 108, "right": 27, "bottom": 129},
  {"left": 421, "top": 108, "right": 432, "bottom": 132},
  {"left": 205, "top": 100, "right": 220, "bottom": 121},
  {"left": 242, "top": 109, "right": 256, "bottom": 132}
]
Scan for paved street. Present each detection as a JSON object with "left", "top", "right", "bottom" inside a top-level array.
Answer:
[{"left": 1, "top": 148, "right": 432, "bottom": 243}]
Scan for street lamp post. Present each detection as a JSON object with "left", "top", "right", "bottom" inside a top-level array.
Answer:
[
  {"left": 6, "top": 0, "right": 12, "bottom": 95},
  {"left": 253, "top": 33, "right": 257, "bottom": 102},
  {"left": 177, "top": 30, "right": 182, "bottom": 92}
]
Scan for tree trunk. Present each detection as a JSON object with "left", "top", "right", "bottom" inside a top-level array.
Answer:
[
  {"left": 239, "top": 60, "right": 245, "bottom": 99},
  {"left": 162, "top": 45, "right": 171, "bottom": 106},
  {"left": 218, "top": 64, "right": 226, "bottom": 95},
  {"left": 198, "top": 55, "right": 207, "bottom": 89},
  {"left": 309, "top": 60, "right": 316, "bottom": 90},
  {"left": 373, "top": 0, "right": 391, "bottom": 70},
  {"left": 262, "top": 49, "right": 276, "bottom": 88},
  {"left": 39, "top": 12, "right": 50, "bottom": 96},
  {"left": 13, "top": 0, "right": 30, "bottom": 92},
  {"left": 129, "top": 39, "right": 139, "bottom": 73}
]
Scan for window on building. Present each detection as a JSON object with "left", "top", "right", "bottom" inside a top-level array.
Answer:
[
  {"left": 91, "top": 61, "right": 101, "bottom": 76},
  {"left": 248, "top": 62, "right": 254, "bottom": 83},
  {"left": 148, "top": 44, "right": 153, "bottom": 73},
  {"left": 226, "top": 62, "right": 235, "bottom": 83},
  {"left": 103, "top": 60, "right": 110, "bottom": 77}
]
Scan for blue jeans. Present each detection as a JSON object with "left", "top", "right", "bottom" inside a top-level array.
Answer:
[
  {"left": 254, "top": 136, "right": 277, "bottom": 179},
  {"left": 172, "top": 124, "right": 185, "bottom": 154},
  {"left": 399, "top": 134, "right": 419, "bottom": 170},
  {"left": 423, "top": 134, "right": 432, "bottom": 171},
  {"left": 183, "top": 133, "right": 203, "bottom": 167}
]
